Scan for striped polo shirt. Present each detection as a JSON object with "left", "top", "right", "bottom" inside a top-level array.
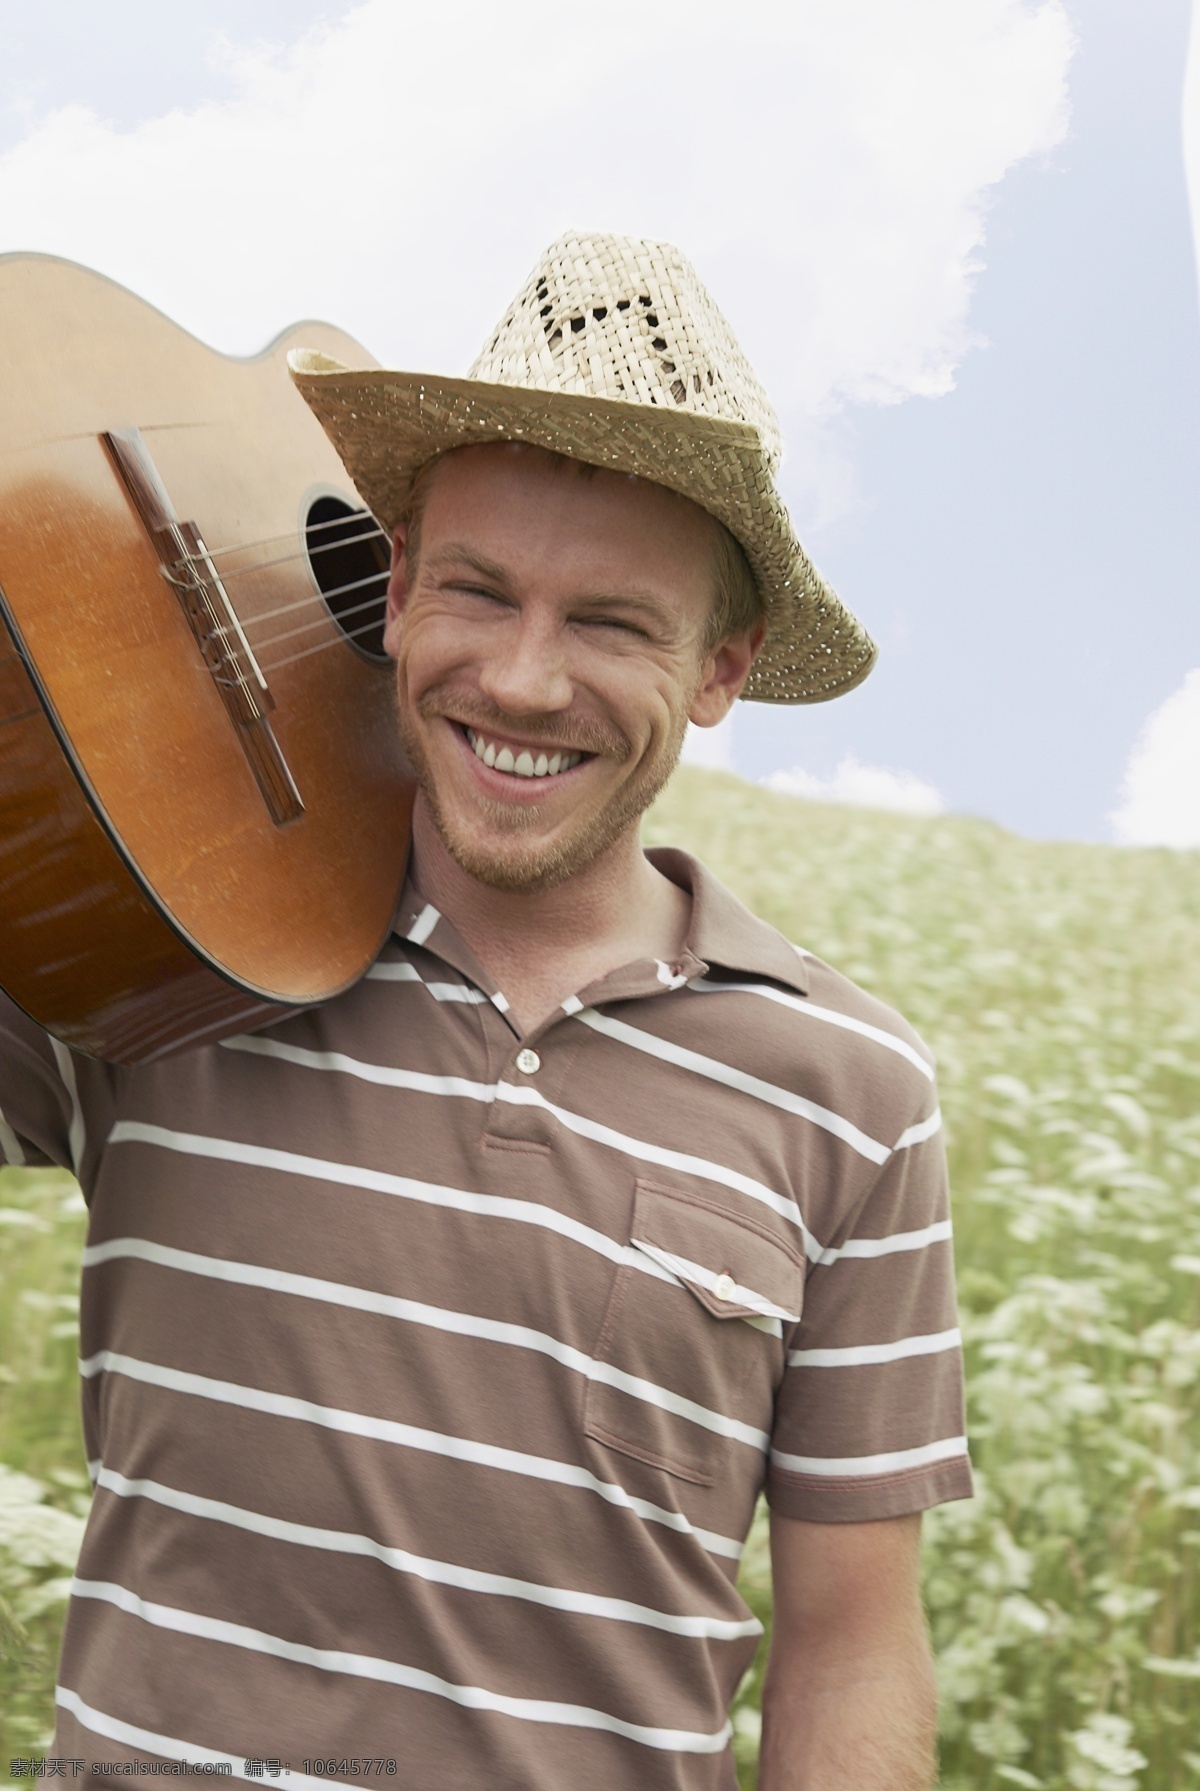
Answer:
[{"left": 0, "top": 847, "right": 970, "bottom": 1788}]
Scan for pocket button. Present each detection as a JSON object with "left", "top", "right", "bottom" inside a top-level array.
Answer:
[{"left": 713, "top": 1272, "right": 737, "bottom": 1302}]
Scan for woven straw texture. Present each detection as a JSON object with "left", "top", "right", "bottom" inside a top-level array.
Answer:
[{"left": 289, "top": 232, "right": 876, "bottom": 703}]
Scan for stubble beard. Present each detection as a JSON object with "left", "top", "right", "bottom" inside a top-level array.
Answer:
[{"left": 395, "top": 688, "right": 691, "bottom": 894}]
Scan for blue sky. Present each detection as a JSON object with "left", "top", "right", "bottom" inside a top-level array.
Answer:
[
  {"left": 738, "top": 0, "right": 1200, "bottom": 844},
  {"left": 2, "top": 0, "right": 1196, "bottom": 845}
]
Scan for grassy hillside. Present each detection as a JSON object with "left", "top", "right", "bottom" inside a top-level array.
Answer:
[
  {"left": 3, "top": 767, "right": 1199, "bottom": 1788},
  {"left": 647, "top": 771, "right": 1200, "bottom": 1791}
]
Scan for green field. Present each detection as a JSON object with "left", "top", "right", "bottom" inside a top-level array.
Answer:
[{"left": 3, "top": 767, "right": 1199, "bottom": 1787}]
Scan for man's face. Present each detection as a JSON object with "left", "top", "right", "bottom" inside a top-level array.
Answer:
[{"left": 382, "top": 444, "right": 758, "bottom": 893}]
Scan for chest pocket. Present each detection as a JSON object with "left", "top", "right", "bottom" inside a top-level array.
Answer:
[{"left": 584, "top": 1179, "right": 806, "bottom": 1486}]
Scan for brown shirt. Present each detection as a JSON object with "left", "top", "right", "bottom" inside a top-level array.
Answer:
[{"left": 0, "top": 848, "right": 971, "bottom": 1789}]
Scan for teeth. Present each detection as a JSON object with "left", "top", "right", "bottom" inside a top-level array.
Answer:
[{"left": 466, "top": 729, "right": 582, "bottom": 780}]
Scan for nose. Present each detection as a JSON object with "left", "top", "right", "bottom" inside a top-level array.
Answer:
[{"left": 478, "top": 611, "right": 573, "bottom": 716}]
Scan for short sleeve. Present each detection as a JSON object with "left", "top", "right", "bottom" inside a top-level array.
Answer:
[
  {"left": 768, "top": 1087, "right": 973, "bottom": 1523},
  {"left": 0, "top": 991, "right": 82, "bottom": 1172}
]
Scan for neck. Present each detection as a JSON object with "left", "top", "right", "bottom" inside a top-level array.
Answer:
[{"left": 407, "top": 802, "right": 690, "bottom": 1027}]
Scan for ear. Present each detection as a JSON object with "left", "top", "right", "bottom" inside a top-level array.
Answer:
[
  {"left": 688, "top": 620, "right": 766, "bottom": 728},
  {"left": 382, "top": 523, "right": 411, "bottom": 661}
]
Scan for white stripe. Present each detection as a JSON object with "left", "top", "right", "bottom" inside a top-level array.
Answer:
[
  {"left": 69, "top": 1579, "right": 733, "bottom": 1753},
  {"left": 50, "top": 1038, "right": 85, "bottom": 1174},
  {"left": 632, "top": 1256, "right": 782, "bottom": 1335},
  {"left": 365, "top": 962, "right": 488, "bottom": 1004},
  {"left": 206, "top": 1038, "right": 952, "bottom": 1275},
  {"left": 94, "top": 1467, "right": 760, "bottom": 1641},
  {"left": 771, "top": 1434, "right": 970, "bottom": 1477},
  {"left": 405, "top": 902, "right": 440, "bottom": 946},
  {"left": 221, "top": 1035, "right": 498, "bottom": 1101},
  {"left": 894, "top": 1109, "right": 943, "bottom": 1150},
  {"left": 56, "top": 1686, "right": 279, "bottom": 1786},
  {"left": 788, "top": 1326, "right": 962, "bottom": 1368},
  {"left": 211, "top": 1039, "right": 951, "bottom": 1271},
  {"left": 0, "top": 1104, "right": 26, "bottom": 1166},
  {"left": 108, "top": 1118, "right": 667, "bottom": 1277},
  {"left": 822, "top": 1219, "right": 953, "bottom": 1263},
  {"left": 366, "top": 959, "right": 422, "bottom": 980},
  {"left": 574, "top": 1011, "right": 891, "bottom": 1166},
  {"left": 430, "top": 982, "right": 489, "bottom": 1005},
  {"left": 561, "top": 994, "right": 585, "bottom": 1015},
  {"left": 78, "top": 1351, "right": 742, "bottom": 1558},
  {"left": 688, "top": 978, "right": 935, "bottom": 1082},
  {"left": 218, "top": 1034, "right": 816, "bottom": 1252},
  {"left": 630, "top": 1238, "right": 800, "bottom": 1323},
  {"left": 491, "top": 989, "right": 511, "bottom": 1013},
  {"left": 474, "top": 1083, "right": 818, "bottom": 1247},
  {"left": 83, "top": 1236, "right": 767, "bottom": 1450}
]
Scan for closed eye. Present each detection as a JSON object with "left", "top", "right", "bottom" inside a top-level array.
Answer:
[
  {"left": 576, "top": 613, "right": 651, "bottom": 639},
  {"left": 445, "top": 582, "right": 512, "bottom": 607}
]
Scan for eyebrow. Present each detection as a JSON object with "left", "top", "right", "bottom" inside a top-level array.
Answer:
[
  {"left": 423, "top": 543, "right": 512, "bottom": 586},
  {"left": 424, "top": 543, "right": 681, "bottom": 630}
]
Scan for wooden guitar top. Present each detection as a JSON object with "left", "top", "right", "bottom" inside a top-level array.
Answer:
[{"left": 0, "top": 254, "right": 414, "bottom": 1062}]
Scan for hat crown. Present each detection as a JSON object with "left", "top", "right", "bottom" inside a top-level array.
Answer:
[{"left": 468, "top": 232, "right": 782, "bottom": 474}]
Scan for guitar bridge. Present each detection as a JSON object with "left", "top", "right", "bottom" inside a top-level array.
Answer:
[{"left": 101, "top": 427, "right": 303, "bottom": 826}]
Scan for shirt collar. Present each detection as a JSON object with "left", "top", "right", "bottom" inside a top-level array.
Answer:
[
  {"left": 646, "top": 846, "right": 810, "bottom": 995},
  {"left": 390, "top": 846, "right": 810, "bottom": 1002}
]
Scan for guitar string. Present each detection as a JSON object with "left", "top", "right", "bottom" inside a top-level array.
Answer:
[
  {"left": 177, "top": 537, "right": 391, "bottom": 658},
  {"left": 195, "top": 511, "right": 390, "bottom": 566},
  {"left": 193, "top": 571, "right": 390, "bottom": 672},
  {"left": 205, "top": 523, "right": 389, "bottom": 586},
  {"left": 183, "top": 523, "right": 392, "bottom": 656},
  {"left": 213, "top": 612, "right": 389, "bottom": 683},
  {"left": 236, "top": 586, "right": 386, "bottom": 657},
  {"left": 223, "top": 567, "right": 387, "bottom": 634},
  {"left": 176, "top": 515, "right": 405, "bottom": 676}
]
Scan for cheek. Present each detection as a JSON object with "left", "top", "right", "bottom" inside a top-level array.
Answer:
[
  {"left": 619, "top": 677, "right": 694, "bottom": 757},
  {"left": 392, "top": 613, "right": 471, "bottom": 685}
]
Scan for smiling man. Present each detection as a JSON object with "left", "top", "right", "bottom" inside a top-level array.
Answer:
[
  {"left": 0, "top": 233, "right": 970, "bottom": 1788},
  {"left": 379, "top": 443, "right": 760, "bottom": 1026}
]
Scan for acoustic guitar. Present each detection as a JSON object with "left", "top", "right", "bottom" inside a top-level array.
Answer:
[{"left": 0, "top": 254, "right": 414, "bottom": 1065}]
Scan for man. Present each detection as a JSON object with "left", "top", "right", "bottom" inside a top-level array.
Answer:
[{"left": 0, "top": 232, "right": 970, "bottom": 1787}]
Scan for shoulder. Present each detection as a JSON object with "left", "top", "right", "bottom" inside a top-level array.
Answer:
[
  {"left": 659, "top": 847, "right": 938, "bottom": 1124},
  {"left": 793, "top": 947, "right": 936, "bottom": 1083}
]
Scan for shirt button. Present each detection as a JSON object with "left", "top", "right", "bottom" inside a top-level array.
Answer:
[
  {"left": 713, "top": 1272, "right": 737, "bottom": 1302},
  {"left": 516, "top": 1048, "right": 541, "bottom": 1075}
]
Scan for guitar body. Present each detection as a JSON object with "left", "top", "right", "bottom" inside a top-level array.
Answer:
[{"left": 0, "top": 254, "right": 414, "bottom": 1064}]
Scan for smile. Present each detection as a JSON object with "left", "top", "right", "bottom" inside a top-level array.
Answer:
[{"left": 465, "top": 728, "right": 585, "bottom": 780}]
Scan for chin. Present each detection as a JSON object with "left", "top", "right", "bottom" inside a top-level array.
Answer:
[
  {"left": 448, "top": 841, "right": 580, "bottom": 894},
  {"left": 407, "top": 708, "right": 689, "bottom": 894}
]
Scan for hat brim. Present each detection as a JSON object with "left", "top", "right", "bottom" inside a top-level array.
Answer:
[{"left": 288, "top": 354, "right": 877, "bottom": 704}]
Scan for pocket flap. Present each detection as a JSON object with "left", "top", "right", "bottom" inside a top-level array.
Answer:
[{"left": 629, "top": 1182, "right": 804, "bottom": 1325}]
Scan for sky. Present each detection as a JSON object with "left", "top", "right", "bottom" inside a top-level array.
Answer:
[{"left": 1, "top": 0, "right": 1196, "bottom": 846}]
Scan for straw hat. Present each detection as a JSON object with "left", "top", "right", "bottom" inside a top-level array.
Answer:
[{"left": 288, "top": 231, "right": 876, "bottom": 703}]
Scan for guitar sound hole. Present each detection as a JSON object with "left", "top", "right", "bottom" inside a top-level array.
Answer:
[{"left": 305, "top": 495, "right": 390, "bottom": 663}]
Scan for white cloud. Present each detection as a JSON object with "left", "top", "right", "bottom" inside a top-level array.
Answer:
[
  {"left": 762, "top": 754, "right": 945, "bottom": 816},
  {"left": 1110, "top": 670, "right": 1200, "bottom": 848},
  {"left": 0, "top": 0, "right": 1073, "bottom": 473}
]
